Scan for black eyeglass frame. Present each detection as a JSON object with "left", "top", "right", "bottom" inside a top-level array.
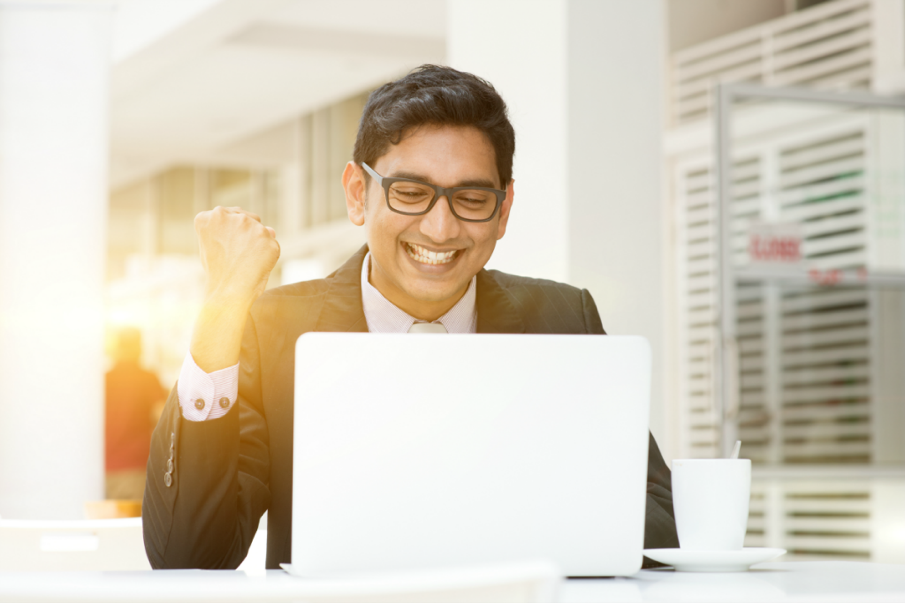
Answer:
[{"left": 361, "top": 162, "right": 506, "bottom": 223}]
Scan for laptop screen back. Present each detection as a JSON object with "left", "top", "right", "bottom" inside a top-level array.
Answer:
[{"left": 292, "top": 333, "right": 651, "bottom": 577}]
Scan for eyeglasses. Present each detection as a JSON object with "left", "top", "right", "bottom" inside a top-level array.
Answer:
[{"left": 361, "top": 162, "right": 505, "bottom": 223}]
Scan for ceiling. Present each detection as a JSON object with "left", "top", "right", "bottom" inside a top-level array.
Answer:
[{"left": 110, "top": 0, "right": 446, "bottom": 186}]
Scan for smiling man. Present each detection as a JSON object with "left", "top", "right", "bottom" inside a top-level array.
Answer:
[{"left": 142, "top": 65, "right": 679, "bottom": 570}]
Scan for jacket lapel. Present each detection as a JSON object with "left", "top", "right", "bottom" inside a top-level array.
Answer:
[
  {"left": 312, "top": 246, "right": 525, "bottom": 334},
  {"left": 313, "top": 244, "right": 370, "bottom": 333},
  {"left": 475, "top": 269, "right": 526, "bottom": 334}
]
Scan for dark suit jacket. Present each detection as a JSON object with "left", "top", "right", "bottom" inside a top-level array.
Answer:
[{"left": 143, "top": 245, "right": 679, "bottom": 570}]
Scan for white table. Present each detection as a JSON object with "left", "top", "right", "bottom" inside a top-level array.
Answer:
[{"left": 1, "top": 561, "right": 904, "bottom": 602}]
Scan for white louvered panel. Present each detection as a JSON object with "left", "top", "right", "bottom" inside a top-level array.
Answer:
[
  {"left": 687, "top": 325, "right": 716, "bottom": 343},
  {"left": 676, "top": 156, "right": 762, "bottom": 459},
  {"left": 780, "top": 289, "right": 869, "bottom": 313},
  {"left": 778, "top": 182, "right": 864, "bottom": 209},
  {"left": 780, "top": 135, "right": 864, "bottom": 170},
  {"left": 784, "top": 535, "right": 872, "bottom": 553},
  {"left": 785, "top": 441, "right": 871, "bottom": 462},
  {"left": 784, "top": 516, "right": 871, "bottom": 532},
  {"left": 676, "top": 42, "right": 761, "bottom": 81},
  {"left": 808, "top": 65, "right": 873, "bottom": 91},
  {"left": 781, "top": 308, "right": 870, "bottom": 331},
  {"left": 771, "top": 0, "right": 870, "bottom": 50},
  {"left": 685, "top": 206, "right": 713, "bottom": 227},
  {"left": 670, "top": 0, "right": 873, "bottom": 125},
  {"left": 782, "top": 346, "right": 871, "bottom": 368},
  {"left": 689, "top": 425, "right": 718, "bottom": 445},
  {"left": 685, "top": 189, "right": 711, "bottom": 208},
  {"left": 779, "top": 156, "right": 863, "bottom": 189},
  {"left": 740, "top": 391, "right": 765, "bottom": 406},
  {"left": 686, "top": 290, "right": 715, "bottom": 310},
  {"left": 783, "top": 422, "right": 871, "bottom": 440},
  {"left": 736, "top": 301, "right": 764, "bottom": 320},
  {"left": 737, "top": 321, "right": 763, "bottom": 338},
  {"left": 732, "top": 197, "right": 761, "bottom": 217},
  {"left": 686, "top": 386, "right": 711, "bottom": 401},
  {"left": 809, "top": 250, "right": 868, "bottom": 270},
  {"left": 775, "top": 127, "right": 871, "bottom": 465},
  {"left": 686, "top": 222, "right": 714, "bottom": 242},
  {"left": 782, "top": 326, "right": 870, "bottom": 350},
  {"left": 683, "top": 170, "right": 712, "bottom": 191},
  {"left": 686, "top": 238, "right": 714, "bottom": 259},
  {"left": 803, "top": 231, "right": 866, "bottom": 257},
  {"left": 782, "top": 384, "right": 870, "bottom": 404},
  {"left": 802, "top": 213, "right": 865, "bottom": 239},
  {"left": 740, "top": 373, "right": 765, "bottom": 388},
  {"left": 782, "top": 402, "right": 869, "bottom": 422},
  {"left": 669, "top": 6, "right": 905, "bottom": 563},
  {"left": 773, "top": 46, "right": 872, "bottom": 87},
  {"left": 739, "top": 337, "right": 765, "bottom": 355},
  {"left": 745, "top": 485, "right": 768, "bottom": 547},
  {"left": 747, "top": 479, "right": 874, "bottom": 560},
  {"left": 686, "top": 256, "right": 716, "bottom": 277},
  {"left": 739, "top": 407, "right": 770, "bottom": 423},
  {"left": 771, "top": 27, "right": 872, "bottom": 71},
  {"left": 782, "top": 363, "right": 871, "bottom": 385}
]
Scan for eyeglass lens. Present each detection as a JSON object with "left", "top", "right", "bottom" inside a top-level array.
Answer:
[{"left": 388, "top": 181, "right": 497, "bottom": 221}]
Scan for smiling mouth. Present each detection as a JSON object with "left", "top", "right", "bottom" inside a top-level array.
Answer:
[{"left": 404, "top": 242, "right": 461, "bottom": 265}]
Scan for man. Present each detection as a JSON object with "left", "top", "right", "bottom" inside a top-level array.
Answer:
[
  {"left": 143, "top": 65, "right": 679, "bottom": 570},
  {"left": 106, "top": 327, "right": 166, "bottom": 500}
]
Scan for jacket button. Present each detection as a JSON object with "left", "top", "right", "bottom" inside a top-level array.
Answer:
[
  {"left": 194, "top": 399, "right": 205, "bottom": 410},
  {"left": 219, "top": 397, "right": 230, "bottom": 408},
  {"left": 164, "top": 472, "right": 173, "bottom": 488}
]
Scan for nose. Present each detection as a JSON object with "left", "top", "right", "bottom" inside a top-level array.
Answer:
[{"left": 419, "top": 194, "right": 460, "bottom": 243}]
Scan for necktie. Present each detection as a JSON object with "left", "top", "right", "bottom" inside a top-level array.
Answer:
[{"left": 408, "top": 322, "right": 448, "bottom": 334}]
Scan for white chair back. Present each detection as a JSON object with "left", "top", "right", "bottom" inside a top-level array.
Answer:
[{"left": 0, "top": 517, "right": 150, "bottom": 571}]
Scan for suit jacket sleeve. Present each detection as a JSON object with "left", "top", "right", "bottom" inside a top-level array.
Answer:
[
  {"left": 143, "top": 314, "right": 272, "bottom": 569},
  {"left": 580, "top": 288, "right": 679, "bottom": 564}
]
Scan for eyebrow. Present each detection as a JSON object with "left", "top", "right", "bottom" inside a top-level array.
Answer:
[{"left": 389, "top": 170, "right": 500, "bottom": 190}]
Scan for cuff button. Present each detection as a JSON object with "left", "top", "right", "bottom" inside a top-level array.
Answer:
[
  {"left": 167, "top": 459, "right": 174, "bottom": 472},
  {"left": 194, "top": 399, "right": 205, "bottom": 410},
  {"left": 164, "top": 472, "right": 173, "bottom": 488},
  {"left": 219, "top": 397, "right": 230, "bottom": 409}
]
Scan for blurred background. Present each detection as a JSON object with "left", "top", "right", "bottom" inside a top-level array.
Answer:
[{"left": 0, "top": 0, "right": 904, "bottom": 564}]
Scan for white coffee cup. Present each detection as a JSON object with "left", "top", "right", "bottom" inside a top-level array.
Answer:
[{"left": 671, "top": 458, "right": 751, "bottom": 550}]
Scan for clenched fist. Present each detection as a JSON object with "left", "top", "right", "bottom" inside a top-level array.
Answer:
[
  {"left": 194, "top": 206, "right": 280, "bottom": 304},
  {"left": 190, "top": 206, "right": 280, "bottom": 372}
]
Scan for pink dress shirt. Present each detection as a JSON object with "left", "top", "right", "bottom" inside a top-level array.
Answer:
[{"left": 177, "top": 252, "right": 477, "bottom": 420}]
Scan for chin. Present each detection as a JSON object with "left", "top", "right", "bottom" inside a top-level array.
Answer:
[{"left": 405, "top": 284, "right": 462, "bottom": 303}]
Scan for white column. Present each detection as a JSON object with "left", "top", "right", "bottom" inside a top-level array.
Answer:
[
  {"left": 0, "top": 1, "right": 112, "bottom": 519},
  {"left": 447, "top": 0, "right": 569, "bottom": 283},
  {"left": 448, "top": 0, "right": 671, "bottom": 455}
]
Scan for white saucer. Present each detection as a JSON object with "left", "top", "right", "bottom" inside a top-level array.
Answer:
[{"left": 642, "top": 547, "right": 786, "bottom": 572}]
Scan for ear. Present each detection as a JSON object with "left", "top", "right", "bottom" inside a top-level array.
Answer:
[
  {"left": 343, "top": 162, "right": 367, "bottom": 226},
  {"left": 495, "top": 179, "right": 515, "bottom": 240}
]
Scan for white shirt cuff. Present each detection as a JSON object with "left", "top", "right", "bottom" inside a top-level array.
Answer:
[{"left": 177, "top": 352, "right": 239, "bottom": 422}]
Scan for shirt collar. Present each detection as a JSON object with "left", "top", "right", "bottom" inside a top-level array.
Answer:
[{"left": 360, "top": 252, "right": 477, "bottom": 334}]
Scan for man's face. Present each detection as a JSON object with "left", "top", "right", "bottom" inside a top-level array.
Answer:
[{"left": 343, "top": 125, "right": 513, "bottom": 320}]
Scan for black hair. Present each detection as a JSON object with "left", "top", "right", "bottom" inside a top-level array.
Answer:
[{"left": 353, "top": 64, "right": 515, "bottom": 188}]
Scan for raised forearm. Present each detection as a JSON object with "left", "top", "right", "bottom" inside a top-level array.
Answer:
[
  {"left": 190, "top": 294, "right": 254, "bottom": 373},
  {"left": 190, "top": 206, "right": 280, "bottom": 373}
]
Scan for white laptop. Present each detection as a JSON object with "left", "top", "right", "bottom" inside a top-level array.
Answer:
[{"left": 289, "top": 333, "right": 651, "bottom": 578}]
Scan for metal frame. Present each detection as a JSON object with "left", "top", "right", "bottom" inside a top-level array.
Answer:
[{"left": 714, "top": 83, "right": 905, "bottom": 458}]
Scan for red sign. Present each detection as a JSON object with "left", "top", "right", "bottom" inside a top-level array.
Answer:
[{"left": 748, "top": 223, "right": 803, "bottom": 266}]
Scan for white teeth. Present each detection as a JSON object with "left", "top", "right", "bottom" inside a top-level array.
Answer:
[{"left": 406, "top": 243, "right": 458, "bottom": 265}]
